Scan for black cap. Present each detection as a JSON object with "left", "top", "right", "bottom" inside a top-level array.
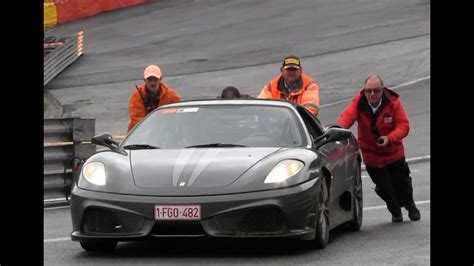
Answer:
[{"left": 282, "top": 55, "right": 301, "bottom": 69}]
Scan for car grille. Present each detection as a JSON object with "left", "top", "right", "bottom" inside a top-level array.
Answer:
[
  {"left": 213, "top": 207, "right": 288, "bottom": 235},
  {"left": 152, "top": 221, "right": 206, "bottom": 236},
  {"left": 82, "top": 207, "right": 144, "bottom": 235}
]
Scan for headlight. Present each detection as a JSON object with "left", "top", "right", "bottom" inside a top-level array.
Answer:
[
  {"left": 264, "top": 160, "right": 304, "bottom": 184},
  {"left": 82, "top": 162, "right": 106, "bottom": 186}
]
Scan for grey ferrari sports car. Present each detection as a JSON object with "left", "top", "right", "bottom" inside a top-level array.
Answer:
[{"left": 70, "top": 99, "right": 362, "bottom": 251}]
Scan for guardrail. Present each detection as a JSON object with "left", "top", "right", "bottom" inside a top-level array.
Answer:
[
  {"left": 44, "top": 117, "right": 95, "bottom": 207},
  {"left": 44, "top": 30, "right": 84, "bottom": 86}
]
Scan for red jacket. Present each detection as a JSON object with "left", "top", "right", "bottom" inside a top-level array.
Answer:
[
  {"left": 128, "top": 83, "right": 181, "bottom": 132},
  {"left": 336, "top": 87, "right": 409, "bottom": 168}
]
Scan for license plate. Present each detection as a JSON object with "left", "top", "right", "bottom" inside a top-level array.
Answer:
[{"left": 154, "top": 205, "right": 201, "bottom": 220}]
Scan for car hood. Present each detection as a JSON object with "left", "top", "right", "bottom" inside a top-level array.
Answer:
[{"left": 130, "top": 147, "right": 281, "bottom": 189}]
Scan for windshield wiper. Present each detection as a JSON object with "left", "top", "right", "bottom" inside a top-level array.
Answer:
[
  {"left": 123, "top": 144, "right": 159, "bottom": 150},
  {"left": 185, "top": 143, "right": 247, "bottom": 148}
]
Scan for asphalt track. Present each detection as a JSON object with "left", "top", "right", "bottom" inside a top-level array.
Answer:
[{"left": 44, "top": 0, "right": 430, "bottom": 264}]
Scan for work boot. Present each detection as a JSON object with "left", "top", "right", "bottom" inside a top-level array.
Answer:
[
  {"left": 406, "top": 204, "right": 421, "bottom": 221},
  {"left": 391, "top": 214, "right": 403, "bottom": 223}
]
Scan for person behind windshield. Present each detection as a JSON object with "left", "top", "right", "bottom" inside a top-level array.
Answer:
[{"left": 220, "top": 86, "right": 252, "bottom": 99}]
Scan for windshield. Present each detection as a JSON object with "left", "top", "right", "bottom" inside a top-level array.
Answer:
[{"left": 122, "top": 105, "right": 307, "bottom": 149}]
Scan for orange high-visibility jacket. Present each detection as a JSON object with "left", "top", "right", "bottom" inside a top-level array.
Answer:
[
  {"left": 128, "top": 83, "right": 181, "bottom": 132},
  {"left": 258, "top": 73, "right": 320, "bottom": 116}
]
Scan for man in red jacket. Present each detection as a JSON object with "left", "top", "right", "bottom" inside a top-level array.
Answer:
[{"left": 336, "top": 75, "right": 420, "bottom": 223}]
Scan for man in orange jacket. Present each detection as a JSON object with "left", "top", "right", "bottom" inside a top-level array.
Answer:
[
  {"left": 258, "top": 56, "right": 320, "bottom": 116},
  {"left": 128, "top": 64, "right": 181, "bottom": 132}
]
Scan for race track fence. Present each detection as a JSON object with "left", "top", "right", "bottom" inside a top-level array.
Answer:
[
  {"left": 44, "top": 117, "right": 95, "bottom": 207},
  {"left": 44, "top": 30, "right": 84, "bottom": 86}
]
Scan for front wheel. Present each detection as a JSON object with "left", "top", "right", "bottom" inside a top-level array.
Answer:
[
  {"left": 347, "top": 163, "right": 363, "bottom": 231},
  {"left": 314, "top": 177, "right": 330, "bottom": 248}
]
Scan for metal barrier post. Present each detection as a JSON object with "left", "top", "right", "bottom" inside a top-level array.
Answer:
[{"left": 44, "top": 117, "right": 95, "bottom": 207}]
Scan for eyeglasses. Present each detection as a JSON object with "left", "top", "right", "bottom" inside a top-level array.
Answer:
[{"left": 364, "top": 88, "right": 383, "bottom": 94}]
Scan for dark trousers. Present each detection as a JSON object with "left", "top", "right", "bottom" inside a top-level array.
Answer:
[{"left": 366, "top": 157, "right": 415, "bottom": 216}]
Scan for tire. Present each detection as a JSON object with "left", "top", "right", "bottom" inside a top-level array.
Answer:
[
  {"left": 80, "top": 241, "right": 117, "bottom": 252},
  {"left": 346, "top": 163, "right": 363, "bottom": 231},
  {"left": 314, "top": 176, "right": 330, "bottom": 249}
]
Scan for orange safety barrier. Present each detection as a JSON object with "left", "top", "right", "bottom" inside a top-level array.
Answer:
[{"left": 77, "top": 30, "right": 84, "bottom": 56}]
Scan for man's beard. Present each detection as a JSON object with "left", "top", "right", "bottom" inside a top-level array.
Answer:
[{"left": 147, "top": 86, "right": 160, "bottom": 99}]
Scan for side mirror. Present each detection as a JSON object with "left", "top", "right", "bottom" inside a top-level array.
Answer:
[
  {"left": 314, "top": 127, "right": 352, "bottom": 149},
  {"left": 91, "top": 133, "right": 119, "bottom": 151}
]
